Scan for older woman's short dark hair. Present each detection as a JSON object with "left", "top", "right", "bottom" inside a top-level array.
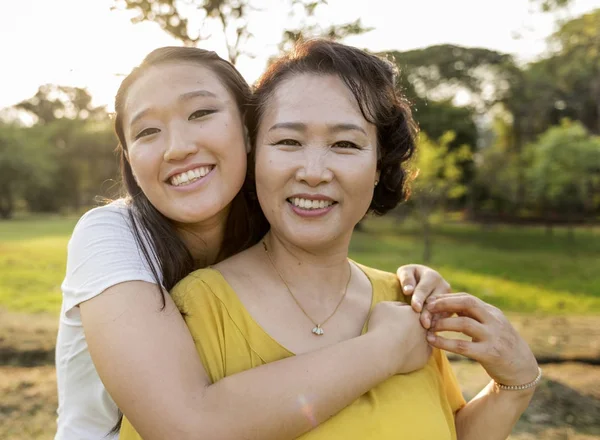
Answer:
[{"left": 247, "top": 39, "right": 417, "bottom": 215}]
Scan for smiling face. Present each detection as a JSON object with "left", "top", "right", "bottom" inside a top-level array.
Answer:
[
  {"left": 255, "top": 73, "right": 380, "bottom": 251},
  {"left": 123, "top": 62, "right": 248, "bottom": 226}
]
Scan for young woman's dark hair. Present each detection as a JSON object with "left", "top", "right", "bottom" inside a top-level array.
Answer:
[
  {"left": 113, "top": 47, "right": 268, "bottom": 305},
  {"left": 246, "top": 39, "right": 417, "bottom": 215}
]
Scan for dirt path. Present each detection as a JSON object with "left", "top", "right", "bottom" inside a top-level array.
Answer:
[
  {"left": 451, "top": 361, "right": 600, "bottom": 439},
  {"left": 2, "top": 363, "right": 599, "bottom": 440}
]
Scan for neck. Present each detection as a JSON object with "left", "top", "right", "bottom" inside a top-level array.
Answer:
[
  {"left": 174, "top": 207, "right": 230, "bottom": 268},
  {"left": 262, "top": 231, "right": 352, "bottom": 303}
]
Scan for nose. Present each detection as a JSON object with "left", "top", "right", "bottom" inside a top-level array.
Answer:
[
  {"left": 295, "top": 148, "right": 334, "bottom": 187},
  {"left": 163, "top": 123, "right": 198, "bottom": 162}
]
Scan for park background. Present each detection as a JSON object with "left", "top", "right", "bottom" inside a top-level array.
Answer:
[{"left": 1, "top": 0, "right": 599, "bottom": 438}]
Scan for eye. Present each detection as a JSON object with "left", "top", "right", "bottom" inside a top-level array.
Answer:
[
  {"left": 189, "top": 109, "right": 215, "bottom": 120},
  {"left": 135, "top": 127, "right": 160, "bottom": 140},
  {"left": 274, "top": 139, "right": 301, "bottom": 147},
  {"left": 332, "top": 141, "right": 360, "bottom": 149}
]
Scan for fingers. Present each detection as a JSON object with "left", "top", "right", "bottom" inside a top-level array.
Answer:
[
  {"left": 397, "top": 265, "right": 451, "bottom": 313},
  {"left": 430, "top": 316, "right": 487, "bottom": 341},
  {"left": 412, "top": 269, "right": 451, "bottom": 313},
  {"left": 426, "top": 293, "right": 488, "bottom": 323},
  {"left": 419, "top": 281, "right": 453, "bottom": 328},
  {"left": 430, "top": 311, "right": 451, "bottom": 328},
  {"left": 396, "top": 265, "right": 418, "bottom": 296},
  {"left": 420, "top": 309, "right": 433, "bottom": 329},
  {"left": 426, "top": 332, "right": 483, "bottom": 360}
]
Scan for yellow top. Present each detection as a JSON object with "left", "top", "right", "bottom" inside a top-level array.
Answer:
[{"left": 120, "top": 264, "right": 466, "bottom": 440}]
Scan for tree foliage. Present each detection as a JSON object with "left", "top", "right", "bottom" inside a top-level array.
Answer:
[
  {"left": 0, "top": 87, "right": 117, "bottom": 218},
  {"left": 16, "top": 85, "right": 106, "bottom": 125},
  {"left": 525, "top": 120, "right": 600, "bottom": 219},
  {"left": 408, "top": 131, "right": 472, "bottom": 261},
  {"left": 530, "top": 0, "right": 573, "bottom": 12},
  {"left": 112, "top": 0, "right": 370, "bottom": 64},
  {"left": 546, "top": 9, "right": 600, "bottom": 134}
]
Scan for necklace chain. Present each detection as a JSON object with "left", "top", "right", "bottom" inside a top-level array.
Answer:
[{"left": 262, "top": 240, "right": 351, "bottom": 336}]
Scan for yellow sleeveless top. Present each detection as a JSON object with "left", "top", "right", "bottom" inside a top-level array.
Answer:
[{"left": 120, "top": 264, "right": 465, "bottom": 439}]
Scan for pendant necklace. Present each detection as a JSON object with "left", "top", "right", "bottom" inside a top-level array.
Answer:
[{"left": 262, "top": 240, "right": 351, "bottom": 336}]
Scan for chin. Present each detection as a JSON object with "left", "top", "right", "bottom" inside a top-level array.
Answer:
[{"left": 282, "top": 227, "right": 344, "bottom": 251}]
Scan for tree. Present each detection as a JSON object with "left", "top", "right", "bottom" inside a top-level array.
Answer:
[
  {"left": 408, "top": 131, "right": 471, "bottom": 262},
  {"left": 546, "top": 9, "right": 600, "bottom": 134},
  {"left": 0, "top": 124, "right": 55, "bottom": 218},
  {"left": 112, "top": 0, "right": 370, "bottom": 64},
  {"left": 386, "top": 45, "right": 514, "bottom": 113},
  {"left": 525, "top": 120, "right": 600, "bottom": 238},
  {"left": 16, "top": 85, "right": 106, "bottom": 125},
  {"left": 22, "top": 118, "right": 119, "bottom": 212},
  {"left": 530, "top": 0, "right": 573, "bottom": 12},
  {"left": 472, "top": 116, "right": 521, "bottom": 219},
  {"left": 5, "top": 86, "right": 117, "bottom": 214}
]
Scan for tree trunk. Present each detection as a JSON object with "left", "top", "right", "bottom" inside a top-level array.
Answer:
[
  {"left": 567, "top": 209, "right": 575, "bottom": 243},
  {"left": 512, "top": 116, "right": 526, "bottom": 211},
  {"left": 0, "top": 187, "right": 14, "bottom": 219}
]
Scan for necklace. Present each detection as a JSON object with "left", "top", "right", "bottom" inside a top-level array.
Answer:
[{"left": 262, "top": 240, "right": 352, "bottom": 336}]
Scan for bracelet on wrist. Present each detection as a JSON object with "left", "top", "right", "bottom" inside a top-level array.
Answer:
[{"left": 495, "top": 367, "right": 542, "bottom": 391}]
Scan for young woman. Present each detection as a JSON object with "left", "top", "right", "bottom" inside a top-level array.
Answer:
[
  {"left": 55, "top": 46, "right": 452, "bottom": 439},
  {"left": 119, "top": 40, "right": 540, "bottom": 440}
]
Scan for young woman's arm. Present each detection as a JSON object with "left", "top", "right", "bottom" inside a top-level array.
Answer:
[
  {"left": 425, "top": 293, "right": 539, "bottom": 440},
  {"left": 81, "top": 287, "right": 428, "bottom": 440}
]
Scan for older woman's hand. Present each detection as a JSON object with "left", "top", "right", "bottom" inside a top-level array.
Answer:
[
  {"left": 424, "top": 293, "right": 539, "bottom": 387},
  {"left": 396, "top": 264, "right": 452, "bottom": 329}
]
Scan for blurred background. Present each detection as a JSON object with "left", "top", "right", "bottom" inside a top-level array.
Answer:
[{"left": 0, "top": 0, "right": 599, "bottom": 438}]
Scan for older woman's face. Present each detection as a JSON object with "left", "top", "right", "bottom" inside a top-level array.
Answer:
[{"left": 255, "top": 73, "right": 379, "bottom": 251}]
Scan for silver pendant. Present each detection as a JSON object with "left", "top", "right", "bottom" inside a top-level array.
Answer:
[{"left": 312, "top": 325, "right": 324, "bottom": 336}]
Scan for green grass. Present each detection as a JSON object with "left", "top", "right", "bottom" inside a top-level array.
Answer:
[
  {"left": 350, "top": 217, "right": 600, "bottom": 314},
  {"left": 0, "top": 215, "right": 598, "bottom": 315},
  {"left": 0, "top": 216, "right": 78, "bottom": 314}
]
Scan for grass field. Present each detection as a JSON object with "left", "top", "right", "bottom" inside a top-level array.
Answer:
[{"left": 1, "top": 214, "right": 598, "bottom": 315}]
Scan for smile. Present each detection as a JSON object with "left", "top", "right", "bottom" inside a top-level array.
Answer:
[
  {"left": 169, "top": 166, "right": 214, "bottom": 187},
  {"left": 287, "top": 197, "right": 337, "bottom": 210}
]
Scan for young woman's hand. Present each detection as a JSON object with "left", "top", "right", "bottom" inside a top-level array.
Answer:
[
  {"left": 367, "top": 301, "right": 432, "bottom": 374},
  {"left": 396, "top": 264, "right": 452, "bottom": 329},
  {"left": 425, "top": 293, "right": 539, "bottom": 386}
]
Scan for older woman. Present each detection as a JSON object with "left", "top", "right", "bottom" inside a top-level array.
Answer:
[{"left": 120, "top": 39, "right": 540, "bottom": 440}]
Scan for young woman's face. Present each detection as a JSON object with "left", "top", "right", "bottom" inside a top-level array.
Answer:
[
  {"left": 255, "top": 73, "right": 380, "bottom": 251},
  {"left": 123, "top": 62, "right": 248, "bottom": 225}
]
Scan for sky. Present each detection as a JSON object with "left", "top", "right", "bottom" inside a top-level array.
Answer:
[{"left": 1, "top": 0, "right": 599, "bottom": 112}]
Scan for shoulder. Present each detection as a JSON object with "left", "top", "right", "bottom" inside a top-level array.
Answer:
[
  {"left": 66, "top": 200, "right": 153, "bottom": 269},
  {"left": 71, "top": 200, "right": 133, "bottom": 237},
  {"left": 67, "top": 200, "right": 151, "bottom": 256},
  {"left": 354, "top": 263, "right": 404, "bottom": 303},
  {"left": 61, "top": 200, "right": 161, "bottom": 317},
  {"left": 170, "top": 268, "right": 229, "bottom": 312}
]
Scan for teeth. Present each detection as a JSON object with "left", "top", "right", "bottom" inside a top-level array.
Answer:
[
  {"left": 169, "top": 166, "right": 213, "bottom": 186},
  {"left": 290, "top": 197, "right": 334, "bottom": 210}
]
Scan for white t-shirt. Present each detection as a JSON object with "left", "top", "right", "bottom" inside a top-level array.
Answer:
[{"left": 55, "top": 200, "right": 162, "bottom": 440}]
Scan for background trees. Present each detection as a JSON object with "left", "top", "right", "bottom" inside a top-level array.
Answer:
[{"left": 1, "top": 3, "right": 599, "bottom": 245}]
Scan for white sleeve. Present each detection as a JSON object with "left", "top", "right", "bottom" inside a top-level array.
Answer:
[{"left": 61, "top": 203, "right": 162, "bottom": 320}]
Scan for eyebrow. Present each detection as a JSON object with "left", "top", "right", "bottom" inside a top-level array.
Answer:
[
  {"left": 129, "top": 89, "right": 218, "bottom": 128},
  {"left": 179, "top": 89, "right": 218, "bottom": 102},
  {"left": 268, "top": 122, "right": 367, "bottom": 136}
]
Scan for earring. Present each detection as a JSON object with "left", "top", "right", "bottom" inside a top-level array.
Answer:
[{"left": 374, "top": 180, "right": 379, "bottom": 187}]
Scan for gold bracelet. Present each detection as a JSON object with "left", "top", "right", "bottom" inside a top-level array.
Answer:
[{"left": 495, "top": 367, "right": 542, "bottom": 391}]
